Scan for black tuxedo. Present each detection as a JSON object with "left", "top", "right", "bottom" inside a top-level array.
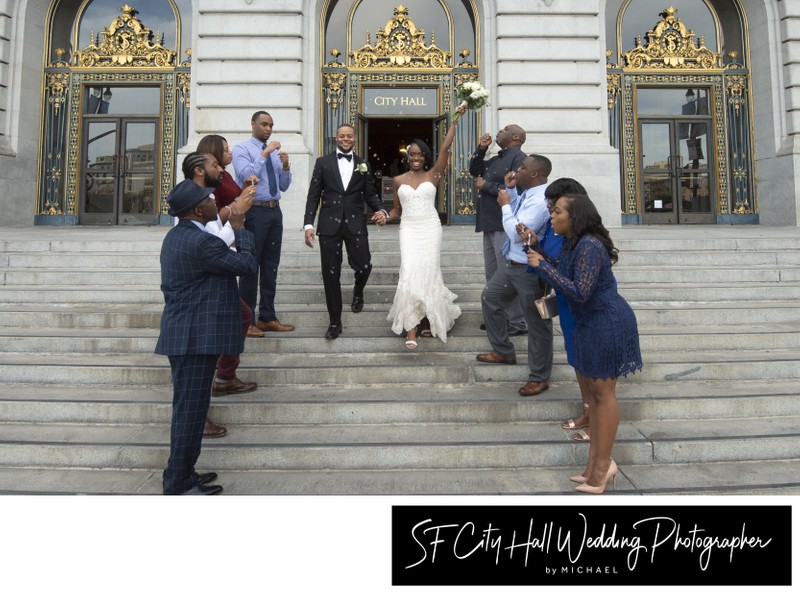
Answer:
[{"left": 304, "top": 152, "right": 384, "bottom": 325}]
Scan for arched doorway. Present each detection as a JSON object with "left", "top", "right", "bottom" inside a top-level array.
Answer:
[
  {"left": 37, "top": 0, "right": 191, "bottom": 225},
  {"left": 320, "top": 1, "right": 480, "bottom": 224},
  {"left": 607, "top": 2, "right": 756, "bottom": 224}
]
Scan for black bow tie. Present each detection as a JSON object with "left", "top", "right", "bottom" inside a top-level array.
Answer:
[
  {"left": 498, "top": 149, "right": 506, "bottom": 158},
  {"left": 338, "top": 153, "right": 352, "bottom": 161}
]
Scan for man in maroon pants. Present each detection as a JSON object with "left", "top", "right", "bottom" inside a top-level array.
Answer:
[{"left": 182, "top": 151, "right": 259, "bottom": 439}]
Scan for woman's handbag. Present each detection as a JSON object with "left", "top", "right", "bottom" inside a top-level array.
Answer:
[{"left": 534, "top": 289, "right": 559, "bottom": 320}]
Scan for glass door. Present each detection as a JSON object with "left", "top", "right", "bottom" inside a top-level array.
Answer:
[
  {"left": 120, "top": 120, "right": 158, "bottom": 224},
  {"left": 640, "top": 118, "right": 713, "bottom": 224},
  {"left": 637, "top": 86, "right": 714, "bottom": 224},
  {"left": 81, "top": 117, "right": 158, "bottom": 224}
]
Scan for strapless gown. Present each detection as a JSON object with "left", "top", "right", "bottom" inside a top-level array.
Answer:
[{"left": 387, "top": 181, "right": 461, "bottom": 342}]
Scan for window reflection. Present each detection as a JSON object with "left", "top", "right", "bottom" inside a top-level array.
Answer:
[
  {"left": 83, "top": 86, "right": 161, "bottom": 115},
  {"left": 641, "top": 123, "right": 670, "bottom": 169},
  {"left": 637, "top": 87, "right": 709, "bottom": 116}
]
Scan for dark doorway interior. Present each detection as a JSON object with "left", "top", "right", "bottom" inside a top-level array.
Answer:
[{"left": 363, "top": 117, "right": 436, "bottom": 216}]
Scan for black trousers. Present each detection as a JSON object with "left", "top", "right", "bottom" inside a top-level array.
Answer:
[{"left": 318, "top": 224, "right": 372, "bottom": 325}]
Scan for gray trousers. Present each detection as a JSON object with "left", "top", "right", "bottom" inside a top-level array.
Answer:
[
  {"left": 483, "top": 231, "right": 526, "bottom": 331},
  {"left": 481, "top": 260, "right": 553, "bottom": 381}
]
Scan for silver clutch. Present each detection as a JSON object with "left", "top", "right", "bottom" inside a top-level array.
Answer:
[{"left": 534, "top": 290, "right": 559, "bottom": 320}]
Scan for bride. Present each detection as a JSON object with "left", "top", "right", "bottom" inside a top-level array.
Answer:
[{"left": 386, "top": 104, "right": 466, "bottom": 349}]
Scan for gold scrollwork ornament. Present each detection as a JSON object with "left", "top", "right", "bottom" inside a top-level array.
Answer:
[
  {"left": 350, "top": 5, "right": 451, "bottom": 69},
  {"left": 72, "top": 5, "right": 176, "bottom": 68},
  {"left": 621, "top": 7, "right": 721, "bottom": 70}
]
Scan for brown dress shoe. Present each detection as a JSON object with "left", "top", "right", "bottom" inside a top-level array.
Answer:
[
  {"left": 256, "top": 319, "right": 295, "bottom": 332},
  {"left": 246, "top": 325, "right": 264, "bottom": 338},
  {"left": 476, "top": 352, "right": 517, "bottom": 365},
  {"left": 203, "top": 418, "right": 227, "bottom": 438},
  {"left": 212, "top": 377, "right": 258, "bottom": 397},
  {"left": 518, "top": 381, "right": 550, "bottom": 396}
]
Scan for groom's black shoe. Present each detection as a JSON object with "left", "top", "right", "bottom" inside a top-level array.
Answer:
[
  {"left": 325, "top": 324, "right": 342, "bottom": 339},
  {"left": 351, "top": 294, "right": 364, "bottom": 313}
]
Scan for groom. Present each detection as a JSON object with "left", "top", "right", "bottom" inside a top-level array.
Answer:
[{"left": 304, "top": 123, "right": 388, "bottom": 339}]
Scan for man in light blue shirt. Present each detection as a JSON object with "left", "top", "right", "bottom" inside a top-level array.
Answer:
[
  {"left": 477, "top": 154, "right": 554, "bottom": 397},
  {"left": 232, "top": 110, "right": 294, "bottom": 335}
]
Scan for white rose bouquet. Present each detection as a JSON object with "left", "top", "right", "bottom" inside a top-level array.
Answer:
[
  {"left": 356, "top": 162, "right": 368, "bottom": 174},
  {"left": 452, "top": 81, "right": 490, "bottom": 121}
]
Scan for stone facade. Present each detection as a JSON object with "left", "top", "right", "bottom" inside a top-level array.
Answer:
[{"left": 1, "top": 0, "right": 798, "bottom": 226}]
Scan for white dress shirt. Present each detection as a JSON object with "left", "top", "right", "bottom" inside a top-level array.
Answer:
[{"left": 337, "top": 151, "right": 354, "bottom": 189}]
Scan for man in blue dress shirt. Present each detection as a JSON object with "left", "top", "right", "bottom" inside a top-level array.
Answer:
[
  {"left": 232, "top": 110, "right": 294, "bottom": 337},
  {"left": 477, "top": 154, "right": 554, "bottom": 397}
]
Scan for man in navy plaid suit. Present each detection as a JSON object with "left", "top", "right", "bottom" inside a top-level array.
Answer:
[{"left": 156, "top": 178, "right": 257, "bottom": 495}]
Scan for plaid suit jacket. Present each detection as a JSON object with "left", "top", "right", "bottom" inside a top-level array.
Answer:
[{"left": 155, "top": 220, "right": 256, "bottom": 356}]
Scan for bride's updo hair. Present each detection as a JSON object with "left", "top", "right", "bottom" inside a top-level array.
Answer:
[{"left": 407, "top": 139, "right": 434, "bottom": 170}]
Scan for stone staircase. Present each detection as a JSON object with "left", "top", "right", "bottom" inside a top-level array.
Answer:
[{"left": 0, "top": 225, "right": 799, "bottom": 495}]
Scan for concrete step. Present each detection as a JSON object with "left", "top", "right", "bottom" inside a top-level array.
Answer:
[
  {"left": 0, "top": 323, "right": 796, "bottom": 353},
  {"left": 3, "top": 282, "right": 800, "bottom": 305},
  {"left": 1, "top": 459, "right": 798, "bottom": 495},
  {"left": 1, "top": 380, "right": 798, "bottom": 425},
  {"left": 0, "top": 378, "right": 798, "bottom": 493},
  {"left": 0, "top": 224, "right": 798, "bottom": 251},
  {"left": 0, "top": 301, "right": 797, "bottom": 329},
  {"left": 1, "top": 224, "right": 797, "bottom": 252},
  {"left": 0, "top": 225, "right": 798, "bottom": 496},
  {"left": 5, "top": 247, "right": 800, "bottom": 269},
  {"left": 0, "top": 348, "right": 796, "bottom": 385},
  {"left": 0, "top": 415, "right": 796, "bottom": 472},
  {"left": 4, "top": 265, "right": 800, "bottom": 286}
]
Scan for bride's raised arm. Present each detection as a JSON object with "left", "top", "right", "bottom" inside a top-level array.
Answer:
[{"left": 429, "top": 104, "right": 467, "bottom": 180}]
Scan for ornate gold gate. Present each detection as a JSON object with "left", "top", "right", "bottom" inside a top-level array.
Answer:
[
  {"left": 321, "top": 4, "right": 480, "bottom": 224},
  {"left": 607, "top": 7, "right": 756, "bottom": 224},
  {"left": 37, "top": 4, "right": 190, "bottom": 225}
]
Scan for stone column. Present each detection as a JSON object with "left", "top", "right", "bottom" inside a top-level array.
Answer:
[
  {"left": 493, "top": 0, "right": 621, "bottom": 226},
  {"left": 191, "top": 0, "right": 310, "bottom": 227}
]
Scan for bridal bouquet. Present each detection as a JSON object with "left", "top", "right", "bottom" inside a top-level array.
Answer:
[{"left": 452, "top": 81, "right": 490, "bottom": 121}]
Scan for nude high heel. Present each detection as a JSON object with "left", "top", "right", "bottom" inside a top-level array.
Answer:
[
  {"left": 575, "top": 460, "right": 618, "bottom": 494},
  {"left": 561, "top": 403, "right": 590, "bottom": 430},
  {"left": 569, "top": 473, "right": 587, "bottom": 484}
]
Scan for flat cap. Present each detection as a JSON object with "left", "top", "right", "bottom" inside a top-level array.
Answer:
[{"left": 167, "top": 179, "right": 214, "bottom": 217}]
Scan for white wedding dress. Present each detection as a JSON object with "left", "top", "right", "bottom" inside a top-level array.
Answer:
[{"left": 387, "top": 181, "right": 461, "bottom": 342}]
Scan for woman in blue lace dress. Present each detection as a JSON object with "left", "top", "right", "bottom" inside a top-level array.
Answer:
[
  {"left": 541, "top": 179, "right": 587, "bottom": 439},
  {"left": 527, "top": 193, "right": 642, "bottom": 494}
]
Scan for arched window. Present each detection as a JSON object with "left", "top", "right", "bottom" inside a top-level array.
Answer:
[
  {"left": 324, "top": 0, "right": 475, "bottom": 66},
  {"left": 608, "top": 0, "right": 746, "bottom": 68},
  {"left": 605, "top": 1, "right": 754, "bottom": 225},
  {"left": 38, "top": 0, "right": 192, "bottom": 225}
]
